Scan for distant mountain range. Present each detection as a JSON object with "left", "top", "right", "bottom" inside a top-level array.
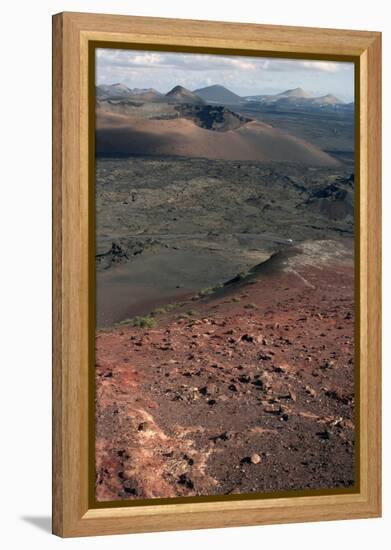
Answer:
[
  {"left": 243, "top": 87, "right": 345, "bottom": 107},
  {"left": 165, "top": 85, "right": 205, "bottom": 105},
  {"left": 95, "top": 82, "right": 353, "bottom": 165},
  {"left": 97, "top": 84, "right": 162, "bottom": 101},
  {"left": 96, "top": 83, "right": 351, "bottom": 109},
  {"left": 277, "top": 87, "right": 313, "bottom": 99},
  {"left": 193, "top": 84, "right": 242, "bottom": 105}
]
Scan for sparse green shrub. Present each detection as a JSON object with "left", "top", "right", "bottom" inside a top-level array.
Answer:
[
  {"left": 198, "top": 287, "right": 214, "bottom": 297},
  {"left": 150, "top": 307, "right": 167, "bottom": 316},
  {"left": 212, "top": 282, "right": 224, "bottom": 292},
  {"left": 121, "top": 316, "right": 157, "bottom": 328},
  {"left": 161, "top": 302, "right": 180, "bottom": 312},
  {"left": 231, "top": 297, "right": 241, "bottom": 303},
  {"left": 197, "top": 283, "right": 224, "bottom": 298}
]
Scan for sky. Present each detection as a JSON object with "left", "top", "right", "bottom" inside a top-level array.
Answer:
[{"left": 96, "top": 48, "right": 355, "bottom": 102}]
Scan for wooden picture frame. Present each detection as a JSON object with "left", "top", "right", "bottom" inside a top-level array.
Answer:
[{"left": 52, "top": 11, "right": 381, "bottom": 537}]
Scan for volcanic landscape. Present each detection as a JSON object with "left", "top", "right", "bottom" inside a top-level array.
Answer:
[{"left": 94, "top": 83, "right": 356, "bottom": 501}]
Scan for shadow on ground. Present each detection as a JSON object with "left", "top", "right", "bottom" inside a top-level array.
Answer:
[{"left": 21, "top": 516, "right": 51, "bottom": 534}]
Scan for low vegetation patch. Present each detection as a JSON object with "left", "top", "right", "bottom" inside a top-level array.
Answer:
[
  {"left": 150, "top": 302, "right": 183, "bottom": 316},
  {"left": 120, "top": 315, "right": 157, "bottom": 328},
  {"left": 198, "top": 287, "right": 214, "bottom": 297},
  {"left": 150, "top": 307, "right": 168, "bottom": 316},
  {"left": 194, "top": 282, "right": 224, "bottom": 300}
]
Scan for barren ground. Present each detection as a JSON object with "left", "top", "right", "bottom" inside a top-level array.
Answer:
[{"left": 96, "top": 241, "right": 355, "bottom": 501}]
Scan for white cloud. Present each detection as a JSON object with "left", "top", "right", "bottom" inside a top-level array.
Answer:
[
  {"left": 95, "top": 48, "right": 354, "bottom": 100},
  {"left": 97, "top": 50, "right": 258, "bottom": 72},
  {"left": 253, "top": 58, "right": 350, "bottom": 72},
  {"left": 300, "top": 60, "right": 345, "bottom": 72},
  {"left": 97, "top": 49, "right": 350, "bottom": 73}
]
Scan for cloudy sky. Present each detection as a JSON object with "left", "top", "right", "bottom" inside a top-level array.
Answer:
[{"left": 96, "top": 48, "right": 354, "bottom": 102}]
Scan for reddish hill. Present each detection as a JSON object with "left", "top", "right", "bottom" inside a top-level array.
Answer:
[{"left": 96, "top": 111, "right": 339, "bottom": 166}]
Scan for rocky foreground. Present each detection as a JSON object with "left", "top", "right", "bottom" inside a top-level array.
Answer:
[{"left": 95, "top": 240, "right": 355, "bottom": 501}]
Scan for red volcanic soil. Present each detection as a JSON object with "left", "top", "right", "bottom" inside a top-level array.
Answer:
[{"left": 95, "top": 243, "right": 355, "bottom": 502}]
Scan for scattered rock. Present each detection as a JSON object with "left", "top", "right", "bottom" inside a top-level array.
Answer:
[
  {"left": 137, "top": 422, "right": 149, "bottom": 431},
  {"left": 250, "top": 453, "right": 262, "bottom": 464},
  {"left": 258, "top": 353, "right": 273, "bottom": 361},
  {"left": 183, "top": 454, "right": 194, "bottom": 465},
  {"left": 262, "top": 402, "right": 282, "bottom": 414},
  {"left": 241, "top": 333, "right": 255, "bottom": 343},
  {"left": 299, "top": 411, "right": 320, "bottom": 420},
  {"left": 316, "top": 429, "right": 330, "bottom": 440},
  {"left": 258, "top": 371, "right": 273, "bottom": 390},
  {"left": 290, "top": 390, "right": 297, "bottom": 402},
  {"left": 324, "top": 388, "right": 351, "bottom": 404},
  {"left": 331, "top": 417, "right": 344, "bottom": 427},
  {"left": 304, "top": 385, "right": 317, "bottom": 397},
  {"left": 273, "top": 363, "right": 290, "bottom": 373},
  {"left": 177, "top": 474, "right": 194, "bottom": 489},
  {"left": 275, "top": 385, "right": 292, "bottom": 399},
  {"left": 210, "top": 431, "right": 233, "bottom": 442},
  {"left": 320, "top": 359, "right": 336, "bottom": 370}
]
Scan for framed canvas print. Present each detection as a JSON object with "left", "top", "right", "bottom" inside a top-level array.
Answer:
[{"left": 52, "top": 12, "right": 381, "bottom": 537}]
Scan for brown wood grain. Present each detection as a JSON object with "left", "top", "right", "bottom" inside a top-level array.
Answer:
[
  {"left": 52, "top": 11, "right": 63, "bottom": 538},
  {"left": 365, "top": 33, "right": 382, "bottom": 514},
  {"left": 52, "top": 11, "right": 381, "bottom": 537}
]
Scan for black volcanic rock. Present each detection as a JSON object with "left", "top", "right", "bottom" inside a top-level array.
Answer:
[
  {"left": 306, "top": 176, "right": 354, "bottom": 220},
  {"left": 174, "top": 104, "right": 251, "bottom": 131}
]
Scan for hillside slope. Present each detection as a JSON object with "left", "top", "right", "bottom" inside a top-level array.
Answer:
[{"left": 96, "top": 111, "right": 340, "bottom": 166}]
